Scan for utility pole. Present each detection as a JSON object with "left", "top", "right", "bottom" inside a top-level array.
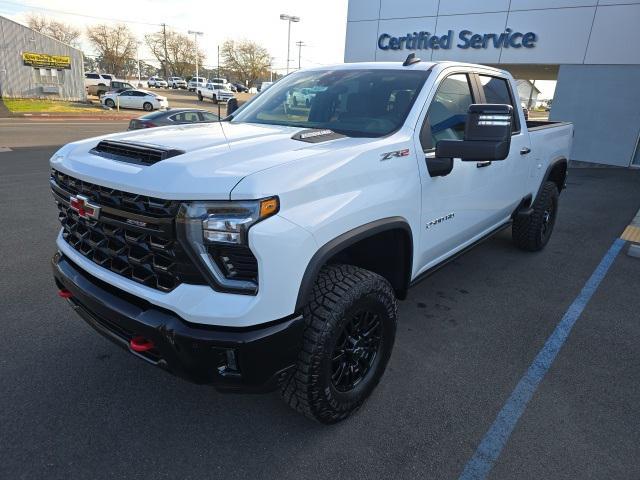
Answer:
[
  {"left": 280, "top": 14, "right": 300, "bottom": 74},
  {"left": 296, "top": 41, "right": 305, "bottom": 70},
  {"left": 136, "top": 41, "right": 142, "bottom": 87},
  {"left": 161, "top": 23, "right": 169, "bottom": 79},
  {"left": 188, "top": 30, "right": 203, "bottom": 82}
]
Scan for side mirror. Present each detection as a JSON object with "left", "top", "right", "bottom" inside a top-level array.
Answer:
[
  {"left": 436, "top": 104, "right": 513, "bottom": 161},
  {"left": 227, "top": 98, "right": 239, "bottom": 116}
]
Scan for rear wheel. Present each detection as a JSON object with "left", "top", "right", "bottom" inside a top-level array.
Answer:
[
  {"left": 512, "top": 181, "right": 559, "bottom": 251},
  {"left": 197, "top": 92, "right": 203, "bottom": 101},
  {"left": 281, "top": 264, "right": 397, "bottom": 424},
  {"left": 143, "top": 102, "right": 153, "bottom": 112}
]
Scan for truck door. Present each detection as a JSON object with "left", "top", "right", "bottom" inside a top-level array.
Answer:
[
  {"left": 475, "top": 74, "right": 532, "bottom": 218},
  {"left": 413, "top": 71, "right": 504, "bottom": 273}
]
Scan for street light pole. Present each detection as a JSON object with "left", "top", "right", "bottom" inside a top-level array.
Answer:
[
  {"left": 280, "top": 14, "right": 300, "bottom": 74},
  {"left": 188, "top": 30, "right": 203, "bottom": 83},
  {"left": 296, "top": 41, "right": 305, "bottom": 70}
]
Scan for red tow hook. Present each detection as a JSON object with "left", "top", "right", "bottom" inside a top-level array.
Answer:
[
  {"left": 58, "top": 289, "right": 73, "bottom": 299},
  {"left": 130, "top": 336, "right": 155, "bottom": 353}
]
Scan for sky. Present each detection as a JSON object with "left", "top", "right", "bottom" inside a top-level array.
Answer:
[
  {"left": 0, "top": 0, "right": 349, "bottom": 71},
  {"left": 0, "top": 0, "right": 556, "bottom": 98}
]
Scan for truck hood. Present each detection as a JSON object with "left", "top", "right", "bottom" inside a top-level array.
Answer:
[{"left": 51, "top": 122, "right": 363, "bottom": 200}]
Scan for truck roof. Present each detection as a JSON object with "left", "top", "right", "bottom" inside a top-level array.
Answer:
[{"left": 303, "top": 60, "right": 509, "bottom": 76}]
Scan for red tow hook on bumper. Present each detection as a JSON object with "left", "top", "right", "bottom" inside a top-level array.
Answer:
[
  {"left": 58, "top": 289, "right": 73, "bottom": 298},
  {"left": 130, "top": 336, "right": 155, "bottom": 353}
]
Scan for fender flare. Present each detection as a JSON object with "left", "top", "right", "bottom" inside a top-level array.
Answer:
[
  {"left": 294, "top": 217, "right": 413, "bottom": 312},
  {"left": 538, "top": 156, "right": 568, "bottom": 200}
]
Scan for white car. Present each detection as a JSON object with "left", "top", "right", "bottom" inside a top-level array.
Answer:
[
  {"left": 188, "top": 77, "right": 207, "bottom": 92},
  {"left": 102, "top": 89, "right": 168, "bottom": 111},
  {"left": 51, "top": 60, "right": 573, "bottom": 423},
  {"left": 147, "top": 76, "right": 168, "bottom": 88},
  {"left": 258, "top": 81, "right": 273, "bottom": 92},
  {"left": 168, "top": 76, "right": 187, "bottom": 89}
]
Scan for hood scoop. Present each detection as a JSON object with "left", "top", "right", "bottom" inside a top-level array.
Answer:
[{"left": 90, "top": 140, "right": 185, "bottom": 166}]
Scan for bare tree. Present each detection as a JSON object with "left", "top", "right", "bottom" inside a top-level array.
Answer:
[
  {"left": 221, "top": 39, "right": 272, "bottom": 87},
  {"left": 26, "top": 14, "right": 81, "bottom": 47},
  {"left": 145, "top": 28, "right": 204, "bottom": 78},
  {"left": 86, "top": 24, "right": 137, "bottom": 76}
]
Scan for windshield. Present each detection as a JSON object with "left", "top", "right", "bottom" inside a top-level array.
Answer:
[{"left": 231, "top": 69, "right": 429, "bottom": 137}]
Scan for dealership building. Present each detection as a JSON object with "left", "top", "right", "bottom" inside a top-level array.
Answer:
[
  {"left": 0, "top": 16, "right": 85, "bottom": 101},
  {"left": 345, "top": 0, "right": 640, "bottom": 167}
]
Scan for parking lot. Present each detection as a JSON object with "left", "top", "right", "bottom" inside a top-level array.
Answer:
[{"left": 1, "top": 124, "right": 639, "bottom": 479}]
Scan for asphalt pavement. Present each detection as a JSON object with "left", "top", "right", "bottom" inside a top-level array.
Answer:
[{"left": 1, "top": 127, "right": 639, "bottom": 479}]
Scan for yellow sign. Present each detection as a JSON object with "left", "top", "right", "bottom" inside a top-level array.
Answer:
[{"left": 22, "top": 52, "right": 71, "bottom": 69}]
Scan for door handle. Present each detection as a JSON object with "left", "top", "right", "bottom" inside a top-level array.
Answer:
[
  {"left": 520, "top": 147, "right": 532, "bottom": 155},
  {"left": 476, "top": 161, "right": 492, "bottom": 168}
]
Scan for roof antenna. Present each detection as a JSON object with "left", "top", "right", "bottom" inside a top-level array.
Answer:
[{"left": 403, "top": 53, "right": 421, "bottom": 67}]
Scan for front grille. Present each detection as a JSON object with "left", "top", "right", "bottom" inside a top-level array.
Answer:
[
  {"left": 51, "top": 170, "right": 206, "bottom": 292},
  {"left": 90, "top": 140, "right": 185, "bottom": 166}
]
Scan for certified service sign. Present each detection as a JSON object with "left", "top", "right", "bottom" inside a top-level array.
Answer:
[{"left": 22, "top": 52, "right": 71, "bottom": 69}]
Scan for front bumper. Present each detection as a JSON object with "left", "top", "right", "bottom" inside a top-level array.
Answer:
[{"left": 52, "top": 252, "right": 304, "bottom": 392}]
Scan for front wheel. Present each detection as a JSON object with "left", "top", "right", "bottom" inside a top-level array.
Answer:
[
  {"left": 142, "top": 102, "right": 153, "bottom": 112},
  {"left": 212, "top": 96, "right": 218, "bottom": 104},
  {"left": 512, "top": 181, "right": 559, "bottom": 251},
  {"left": 281, "top": 264, "right": 397, "bottom": 424},
  {"left": 197, "top": 93, "right": 203, "bottom": 101},
  {"left": 104, "top": 98, "right": 115, "bottom": 108}
]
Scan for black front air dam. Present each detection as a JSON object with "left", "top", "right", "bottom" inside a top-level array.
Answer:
[{"left": 52, "top": 252, "right": 304, "bottom": 393}]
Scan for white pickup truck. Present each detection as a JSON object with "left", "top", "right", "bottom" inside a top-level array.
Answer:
[
  {"left": 50, "top": 58, "right": 572, "bottom": 424},
  {"left": 196, "top": 82, "right": 235, "bottom": 104}
]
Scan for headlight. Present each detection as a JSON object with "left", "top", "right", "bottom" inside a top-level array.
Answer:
[{"left": 177, "top": 197, "right": 279, "bottom": 294}]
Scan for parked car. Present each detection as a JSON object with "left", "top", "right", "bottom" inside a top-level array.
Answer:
[
  {"left": 258, "top": 81, "right": 273, "bottom": 92},
  {"left": 128, "top": 108, "right": 219, "bottom": 130},
  {"left": 87, "top": 80, "right": 134, "bottom": 97},
  {"left": 196, "top": 82, "right": 235, "bottom": 104},
  {"left": 168, "top": 76, "right": 187, "bottom": 89},
  {"left": 287, "top": 87, "right": 315, "bottom": 107},
  {"left": 232, "top": 82, "right": 249, "bottom": 93},
  {"left": 51, "top": 59, "right": 572, "bottom": 424},
  {"left": 84, "top": 73, "right": 117, "bottom": 89},
  {"left": 147, "top": 76, "right": 168, "bottom": 88},
  {"left": 102, "top": 89, "right": 168, "bottom": 111},
  {"left": 188, "top": 77, "right": 207, "bottom": 92}
]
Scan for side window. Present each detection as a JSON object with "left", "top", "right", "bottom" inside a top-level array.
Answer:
[
  {"left": 200, "top": 112, "right": 218, "bottom": 122},
  {"left": 423, "top": 73, "right": 474, "bottom": 149},
  {"left": 478, "top": 75, "right": 519, "bottom": 132},
  {"left": 172, "top": 112, "right": 200, "bottom": 122},
  {"left": 86, "top": 73, "right": 99, "bottom": 79}
]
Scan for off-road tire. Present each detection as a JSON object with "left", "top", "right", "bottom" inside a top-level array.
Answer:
[
  {"left": 281, "top": 264, "right": 397, "bottom": 424},
  {"left": 512, "top": 181, "right": 559, "bottom": 251}
]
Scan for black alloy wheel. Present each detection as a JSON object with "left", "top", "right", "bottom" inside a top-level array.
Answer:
[{"left": 331, "top": 310, "right": 382, "bottom": 392}]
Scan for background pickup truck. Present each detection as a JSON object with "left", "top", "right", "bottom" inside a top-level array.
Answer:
[
  {"left": 50, "top": 58, "right": 572, "bottom": 424},
  {"left": 86, "top": 80, "right": 134, "bottom": 97},
  {"left": 196, "top": 82, "right": 235, "bottom": 103}
]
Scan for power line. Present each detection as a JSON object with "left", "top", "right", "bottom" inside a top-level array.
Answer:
[{"left": 0, "top": 0, "right": 162, "bottom": 26}]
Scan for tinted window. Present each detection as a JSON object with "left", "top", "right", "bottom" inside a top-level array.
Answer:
[
  {"left": 119, "top": 91, "right": 132, "bottom": 96},
  {"left": 132, "top": 91, "right": 147, "bottom": 97},
  {"left": 101, "top": 75, "right": 113, "bottom": 80},
  {"left": 479, "top": 75, "right": 519, "bottom": 131},
  {"left": 232, "top": 69, "right": 429, "bottom": 137},
  {"left": 201, "top": 112, "right": 219, "bottom": 121},
  {"left": 171, "top": 112, "right": 200, "bottom": 122},
  {"left": 86, "top": 73, "right": 99, "bottom": 79},
  {"left": 425, "top": 74, "right": 473, "bottom": 146}
]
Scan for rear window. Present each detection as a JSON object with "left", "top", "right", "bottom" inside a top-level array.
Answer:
[{"left": 86, "top": 73, "right": 100, "bottom": 79}]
